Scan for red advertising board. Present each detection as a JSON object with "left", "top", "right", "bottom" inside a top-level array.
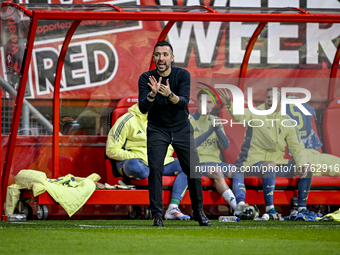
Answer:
[{"left": 1, "top": 0, "right": 340, "bottom": 104}]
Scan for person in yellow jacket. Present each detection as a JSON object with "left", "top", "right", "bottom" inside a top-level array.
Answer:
[
  {"left": 220, "top": 87, "right": 312, "bottom": 219},
  {"left": 304, "top": 150, "right": 340, "bottom": 176},
  {"left": 189, "top": 89, "right": 257, "bottom": 219},
  {"left": 106, "top": 103, "right": 190, "bottom": 220},
  {"left": 284, "top": 96, "right": 340, "bottom": 177}
]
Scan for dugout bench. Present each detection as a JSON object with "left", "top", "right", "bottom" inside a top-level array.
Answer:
[
  {"left": 18, "top": 96, "right": 340, "bottom": 220},
  {"left": 103, "top": 94, "right": 340, "bottom": 216}
]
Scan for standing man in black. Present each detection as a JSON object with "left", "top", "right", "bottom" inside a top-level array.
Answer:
[{"left": 138, "top": 41, "right": 211, "bottom": 226}]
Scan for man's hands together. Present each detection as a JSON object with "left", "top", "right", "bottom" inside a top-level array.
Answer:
[{"left": 148, "top": 76, "right": 171, "bottom": 98}]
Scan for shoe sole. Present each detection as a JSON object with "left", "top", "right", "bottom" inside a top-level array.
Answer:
[
  {"left": 199, "top": 222, "right": 212, "bottom": 226},
  {"left": 165, "top": 217, "right": 191, "bottom": 220}
]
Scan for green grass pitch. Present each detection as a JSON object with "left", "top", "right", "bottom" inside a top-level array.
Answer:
[{"left": 1, "top": 220, "right": 340, "bottom": 255}]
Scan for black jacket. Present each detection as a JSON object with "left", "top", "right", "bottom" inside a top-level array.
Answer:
[{"left": 138, "top": 66, "right": 190, "bottom": 132}]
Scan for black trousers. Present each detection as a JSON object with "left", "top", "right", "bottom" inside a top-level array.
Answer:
[{"left": 147, "top": 122, "right": 203, "bottom": 217}]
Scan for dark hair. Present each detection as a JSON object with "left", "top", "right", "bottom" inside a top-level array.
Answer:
[
  {"left": 154, "top": 41, "right": 173, "bottom": 55},
  {"left": 197, "top": 89, "right": 215, "bottom": 100}
]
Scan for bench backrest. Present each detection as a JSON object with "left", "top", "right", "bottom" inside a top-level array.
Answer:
[{"left": 111, "top": 95, "right": 139, "bottom": 125}]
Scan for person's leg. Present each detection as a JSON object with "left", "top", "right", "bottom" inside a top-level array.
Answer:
[
  {"left": 118, "top": 158, "right": 149, "bottom": 180},
  {"left": 226, "top": 166, "right": 258, "bottom": 219},
  {"left": 171, "top": 122, "right": 211, "bottom": 226},
  {"left": 163, "top": 159, "right": 190, "bottom": 220},
  {"left": 277, "top": 161, "right": 312, "bottom": 212},
  {"left": 297, "top": 170, "right": 313, "bottom": 211},
  {"left": 171, "top": 123, "right": 202, "bottom": 211},
  {"left": 200, "top": 162, "right": 237, "bottom": 210},
  {"left": 163, "top": 158, "right": 188, "bottom": 205},
  {"left": 230, "top": 168, "right": 246, "bottom": 206},
  {"left": 250, "top": 161, "right": 280, "bottom": 219},
  {"left": 115, "top": 160, "right": 131, "bottom": 184},
  {"left": 262, "top": 161, "right": 297, "bottom": 220},
  {"left": 147, "top": 126, "right": 170, "bottom": 222},
  {"left": 257, "top": 161, "right": 277, "bottom": 213},
  {"left": 116, "top": 161, "right": 125, "bottom": 176}
]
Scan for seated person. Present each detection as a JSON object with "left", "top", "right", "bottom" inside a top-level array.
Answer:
[
  {"left": 189, "top": 89, "right": 257, "bottom": 219},
  {"left": 285, "top": 95, "right": 340, "bottom": 177},
  {"left": 106, "top": 103, "right": 190, "bottom": 220},
  {"left": 221, "top": 87, "right": 312, "bottom": 219}
]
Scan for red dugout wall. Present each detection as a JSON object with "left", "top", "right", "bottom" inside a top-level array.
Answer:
[
  {"left": 2, "top": 1, "right": 340, "bottom": 217},
  {"left": 2, "top": 0, "right": 340, "bottom": 102}
]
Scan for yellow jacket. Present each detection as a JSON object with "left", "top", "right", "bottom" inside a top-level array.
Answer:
[
  {"left": 189, "top": 111, "right": 229, "bottom": 163},
  {"left": 5, "top": 170, "right": 100, "bottom": 216},
  {"left": 226, "top": 103, "right": 307, "bottom": 168},
  {"left": 106, "top": 103, "right": 174, "bottom": 166},
  {"left": 305, "top": 149, "right": 340, "bottom": 176}
]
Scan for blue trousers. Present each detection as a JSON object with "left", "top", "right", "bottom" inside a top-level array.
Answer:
[
  {"left": 247, "top": 160, "right": 313, "bottom": 207},
  {"left": 117, "top": 158, "right": 187, "bottom": 201}
]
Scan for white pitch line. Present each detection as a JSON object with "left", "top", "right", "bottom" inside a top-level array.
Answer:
[
  {"left": 8, "top": 222, "right": 37, "bottom": 224},
  {"left": 77, "top": 224, "right": 104, "bottom": 228}
]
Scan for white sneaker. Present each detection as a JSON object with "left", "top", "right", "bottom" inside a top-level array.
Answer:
[
  {"left": 164, "top": 207, "right": 190, "bottom": 220},
  {"left": 234, "top": 204, "right": 258, "bottom": 220},
  {"left": 290, "top": 209, "right": 299, "bottom": 216},
  {"left": 266, "top": 208, "right": 284, "bottom": 221}
]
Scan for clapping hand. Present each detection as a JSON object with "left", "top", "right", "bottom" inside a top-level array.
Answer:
[
  {"left": 148, "top": 76, "right": 162, "bottom": 96},
  {"left": 159, "top": 79, "right": 171, "bottom": 97}
]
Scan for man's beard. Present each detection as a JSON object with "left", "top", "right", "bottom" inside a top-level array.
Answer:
[{"left": 156, "top": 62, "right": 170, "bottom": 74}]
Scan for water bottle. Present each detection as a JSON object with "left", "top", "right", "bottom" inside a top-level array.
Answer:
[
  {"left": 7, "top": 214, "right": 26, "bottom": 221},
  {"left": 218, "top": 216, "right": 240, "bottom": 222}
]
